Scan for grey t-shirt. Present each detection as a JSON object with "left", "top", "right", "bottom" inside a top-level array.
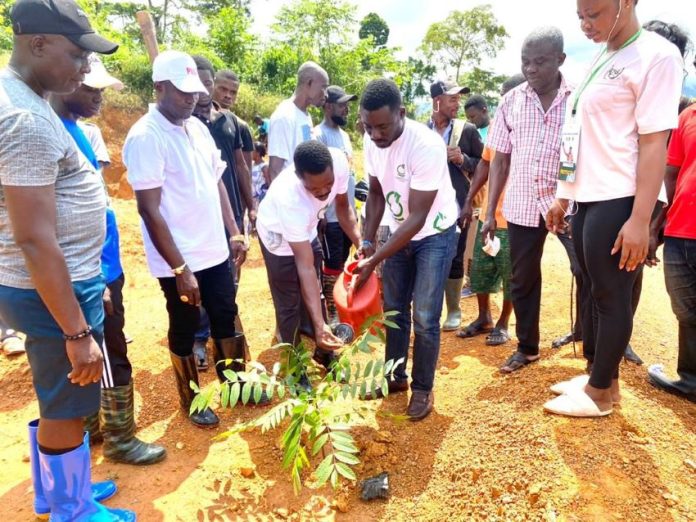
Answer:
[
  {"left": 0, "top": 69, "right": 106, "bottom": 289},
  {"left": 314, "top": 122, "right": 356, "bottom": 223}
]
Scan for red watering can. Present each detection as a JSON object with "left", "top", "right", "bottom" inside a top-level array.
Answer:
[{"left": 333, "top": 261, "right": 382, "bottom": 334}]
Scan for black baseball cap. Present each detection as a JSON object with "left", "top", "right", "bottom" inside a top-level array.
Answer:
[
  {"left": 430, "top": 79, "right": 470, "bottom": 98},
  {"left": 10, "top": 0, "right": 118, "bottom": 55},
  {"left": 326, "top": 85, "right": 357, "bottom": 104}
]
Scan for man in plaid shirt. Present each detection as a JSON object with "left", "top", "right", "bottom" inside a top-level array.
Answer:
[{"left": 482, "top": 26, "right": 572, "bottom": 373}]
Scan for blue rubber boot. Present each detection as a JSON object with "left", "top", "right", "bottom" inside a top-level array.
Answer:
[
  {"left": 29, "top": 419, "right": 118, "bottom": 519},
  {"left": 37, "top": 430, "right": 136, "bottom": 521}
]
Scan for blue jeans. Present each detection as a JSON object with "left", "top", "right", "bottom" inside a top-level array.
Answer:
[
  {"left": 664, "top": 237, "right": 696, "bottom": 390},
  {"left": 382, "top": 226, "right": 456, "bottom": 392}
]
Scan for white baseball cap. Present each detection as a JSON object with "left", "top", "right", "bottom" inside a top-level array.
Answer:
[
  {"left": 152, "top": 50, "right": 207, "bottom": 94},
  {"left": 83, "top": 55, "right": 123, "bottom": 91}
]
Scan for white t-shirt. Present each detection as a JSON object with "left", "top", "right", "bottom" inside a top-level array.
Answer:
[
  {"left": 79, "top": 121, "right": 110, "bottom": 165},
  {"left": 268, "top": 98, "right": 314, "bottom": 169},
  {"left": 363, "top": 118, "right": 458, "bottom": 240},
  {"left": 315, "top": 122, "right": 356, "bottom": 222},
  {"left": 123, "top": 105, "right": 229, "bottom": 277},
  {"left": 257, "top": 147, "right": 350, "bottom": 256},
  {"left": 557, "top": 30, "right": 682, "bottom": 203}
]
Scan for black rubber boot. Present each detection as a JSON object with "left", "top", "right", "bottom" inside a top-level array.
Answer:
[
  {"left": 170, "top": 352, "right": 220, "bottom": 428},
  {"left": 213, "top": 334, "right": 270, "bottom": 405},
  {"left": 100, "top": 381, "right": 167, "bottom": 465}
]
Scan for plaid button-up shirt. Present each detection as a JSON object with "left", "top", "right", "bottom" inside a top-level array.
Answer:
[{"left": 488, "top": 76, "right": 572, "bottom": 227}]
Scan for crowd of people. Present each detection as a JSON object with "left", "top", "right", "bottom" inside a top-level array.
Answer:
[{"left": 0, "top": 0, "right": 694, "bottom": 519}]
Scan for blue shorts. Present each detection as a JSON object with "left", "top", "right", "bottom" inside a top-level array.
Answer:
[{"left": 0, "top": 276, "right": 105, "bottom": 419}]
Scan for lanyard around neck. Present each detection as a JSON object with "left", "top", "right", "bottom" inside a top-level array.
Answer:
[{"left": 572, "top": 28, "right": 642, "bottom": 116}]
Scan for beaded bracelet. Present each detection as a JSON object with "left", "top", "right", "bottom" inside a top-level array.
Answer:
[{"left": 63, "top": 325, "right": 93, "bottom": 341}]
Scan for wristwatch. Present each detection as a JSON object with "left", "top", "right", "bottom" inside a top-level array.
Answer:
[
  {"left": 361, "top": 239, "right": 374, "bottom": 250},
  {"left": 171, "top": 262, "right": 187, "bottom": 276}
]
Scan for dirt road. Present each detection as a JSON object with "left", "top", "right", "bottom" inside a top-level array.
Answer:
[{"left": 0, "top": 198, "right": 694, "bottom": 522}]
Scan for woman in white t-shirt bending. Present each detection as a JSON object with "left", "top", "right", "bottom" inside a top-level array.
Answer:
[{"left": 545, "top": 0, "right": 683, "bottom": 417}]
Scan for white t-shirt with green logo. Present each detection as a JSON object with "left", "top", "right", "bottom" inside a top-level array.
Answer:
[
  {"left": 363, "top": 118, "right": 458, "bottom": 241},
  {"left": 257, "top": 147, "right": 350, "bottom": 256}
]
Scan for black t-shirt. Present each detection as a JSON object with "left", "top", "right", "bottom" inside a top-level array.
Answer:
[
  {"left": 195, "top": 111, "right": 244, "bottom": 224},
  {"left": 235, "top": 116, "right": 255, "bottom": 153}
]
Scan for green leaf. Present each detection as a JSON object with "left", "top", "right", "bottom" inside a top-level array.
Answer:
[
  {"left": 381, "top": 378, "right": 389, "bottom": 397},
  {"left": 291, "top": 464, "right": 302, "bottom": 494},
  {"left": 331, "top": 440, "right": 359, "bottom": 454},
  {"left": 334, "top": 451, "right": 360, "bottom": 465},
  {"left": 359, "top": 380, "right": 367, "bottom": 399},
  {"left": 277, "top": 384, "right": 286, "bottom": 399},
  {"left": 253, "top": 382, "right": 263, "bottom": 404},
  {"left": 189, "top": 381, "right": 200, "bottom": 393},
  {"left": 373, "top": 360, "right": 384, "bottom": 377},
  {"left": 222, "top": 369, "right": 237, "bottom": 383},
  {"left": 370, "top": 378, "right": 377, "bottom": 399},
  {"left": 381, "top": 319, "right": 398, "bottom": 329},
  {"left": 330, "top": 468, "right": 338, "bottom": 488},
  {"left": 272, "top": 361, "right": 281, "bottom": 375},
  {"left": 314, "top": 454, "right": 334, "bottom": 486},
  {"left": 241, "top": 381, "right": 251, "bottom": 405},
  {"left": 229, "top": 381, "right": 241, "bottom": 408},
  {"left": 312, "top": 432, "right": 330, "bottom": 456},
  {"left": 221, "top": 382, "right": 230, "bottom": 408},
  {"left": 364, "top": 360, "right": 374, "bottom": 378},
  {"left": 341, "top": 384, "right": 351, "bottom": 400},
  {"left": 384, "top": 358, "right": 395, "bottom": 376},
  {"left": 335, "top": 462, "right": 357, "bottom": 481}
]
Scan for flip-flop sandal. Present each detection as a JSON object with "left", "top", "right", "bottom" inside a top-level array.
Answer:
[
  {"left": 1, "top": 335, "right": 25, "bottom": 355},
  {"left": 485, "top": 328, "right": 510, "bottom": 346},
  {"left": 456, "top": 322, "right": 494, "bottom": 339},
  {"left": 543, "top": 388, "right": 613, "bottom": 418},
  {"left": 499, "top": 352, "right": 539, "bottom": 374}
]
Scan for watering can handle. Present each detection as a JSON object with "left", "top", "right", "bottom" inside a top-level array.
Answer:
[{"left": 347, "top": 274, "right": 357, "bottom": 308}]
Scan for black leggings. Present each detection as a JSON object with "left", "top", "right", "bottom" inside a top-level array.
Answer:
[{"left": 572, "top": 197, "right": 639, "bottom": 389}]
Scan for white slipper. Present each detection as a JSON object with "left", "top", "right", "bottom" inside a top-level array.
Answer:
[
  {"left": 550, "top": 375, "right": 589, "bottom": 396},
  {"left": 543, "top": 388, "right": 613, "bottom": 418},
  {"left": 1, "top": 335, "right": 26, "bottom": 355}
]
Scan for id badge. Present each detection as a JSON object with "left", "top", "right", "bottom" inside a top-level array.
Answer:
[{"left": 559, "top": 121, "right": 581, "bottom": 183}]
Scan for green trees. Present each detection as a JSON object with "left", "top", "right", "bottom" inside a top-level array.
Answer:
[
  {"left": 359, "top": 12, "right": 390, "bottom": 48},
  {"left": 420, "top": 5, "right": 508, "bottom": 101},
  {"left": 0, "top": 1, "right": 512, "bottom": 119}
]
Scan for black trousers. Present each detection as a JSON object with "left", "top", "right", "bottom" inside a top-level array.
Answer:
[
  {"left": 507, "top": 217, "right": 548, "bottom": 355},
  {"left": 448, "top": 225, "right": 468, "bottom": 280},
  {"left": 158, "top": 261, "right": 238, "bottom": 357},
  {"left": 573, "top": 197, "right": 639, "bottom": 389},
  {"left": 260, "top": 239, "right": 323, "bottom": 347},
  {"left": 322, "top": 222, "right": 352, "bottom": 272},
  {"left": 557, "top": 228, "right": 586, "bottom": 338},
  {"left": 102, "top": 274, "right": 132, "bottom": 388}
]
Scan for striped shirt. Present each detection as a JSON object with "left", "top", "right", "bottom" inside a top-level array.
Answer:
[{"left": 488, "top": 77, "right": 572, "bottom": 227}]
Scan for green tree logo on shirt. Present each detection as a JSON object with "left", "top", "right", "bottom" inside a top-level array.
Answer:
[
  {"left": 433, "top": 212, "right": 447, "bottom": 232},
  {"left": 386, "top": 191, "right": 405, "bottom": 222}
]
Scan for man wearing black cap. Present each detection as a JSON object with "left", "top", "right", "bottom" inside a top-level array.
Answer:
[
  {"left": 427, "top": 79, "right": 483, "bottom": 331},
  {"left": 0, "top": 0, "right": 134, "bottom": 520},
  {"left": 315, "top": 85, "right": 358, "bottom": 324}
]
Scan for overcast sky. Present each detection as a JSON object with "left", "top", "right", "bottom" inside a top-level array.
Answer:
[{"left": 250, "top": 0, "right": 696, "bottom": 85}]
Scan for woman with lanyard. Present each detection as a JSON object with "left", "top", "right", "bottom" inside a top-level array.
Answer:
[{"left": 545, "top": 0, "right": 683, "bottom": 417}]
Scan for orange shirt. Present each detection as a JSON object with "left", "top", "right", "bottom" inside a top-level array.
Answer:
[{"left": 478, "top": 146, "right": 507, "bottom": 229}]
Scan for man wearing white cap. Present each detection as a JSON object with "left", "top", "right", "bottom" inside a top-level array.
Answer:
[
  {"left": 51, "top": 55, "right": 167, "bottom": 465},
  {"left": 123, "top": 50, "right": 247, "bottom": 428}
]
